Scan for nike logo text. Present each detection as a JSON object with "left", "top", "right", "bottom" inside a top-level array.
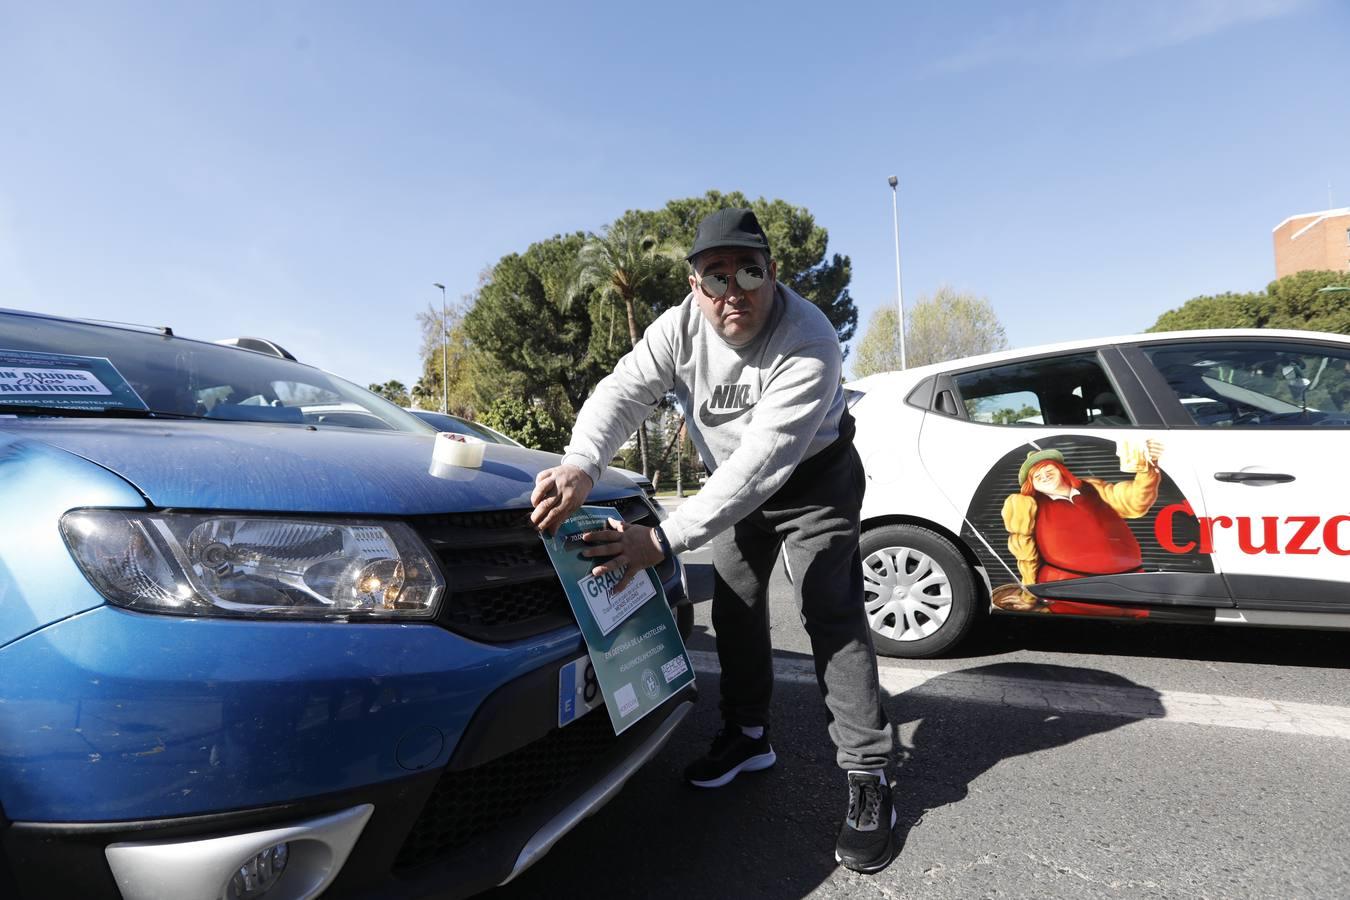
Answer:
[{"left": 698, "top": 383, "right": 755, "bottom": 427}]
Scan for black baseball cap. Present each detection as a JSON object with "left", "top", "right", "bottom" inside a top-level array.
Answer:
[{"left": 685, "top": 208, "right": 771, "bottom": 261}]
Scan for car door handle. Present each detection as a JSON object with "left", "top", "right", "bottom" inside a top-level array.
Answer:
[{"left": 1213, "top": 471, "right": 1296, "bottom": 485}]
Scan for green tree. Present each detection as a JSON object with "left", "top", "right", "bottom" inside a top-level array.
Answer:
[
  {"left": 570, "top": 214, "right": 681, "bottom": 474},
  {"left": 906, "top": 286, "right": 1008, "bottom": 368},
  {"left": 572, "top": 214, "right": 675, "bottom": 346},
  {"left": 1265, "top": 270, "right": 1350, "bottom": 333},
  {"left": 414, "top": 297, "right": 500, "bottom": 417},
  {"left": 655, "top": 190, "right": 858, "bottom": 348},
  {"left": 463, "top": 234, "right": 597, "bottom": 425},
  {"left": 989, "top": 404, "right": 1040, "bottom": 425},
  {"left": 450, "top": 192, "right": 859, "bottom": 465},
  {"left": 1148, "top": 271, "right": 1350, "bottom": 334},
  {"left": 851, "top": 286, "right": 1008, "bottom": 377},
  {"left": 367, "top": 380, "right": 411, "bottom": 407},
  {"left": 629, "top": 400, "right": 693, "bottom": 493},
  {"left": 410, "top": 377, "right": 435, "bottom": 410},
  {"left": 1147, "top": 292, "right": 1272, "bottom": 332},
  {"left": 851, "top": 308, "right": 901, "bottom": 378},
  {"left": 479, "top": 395, "right": 570, "bottom": 451}
]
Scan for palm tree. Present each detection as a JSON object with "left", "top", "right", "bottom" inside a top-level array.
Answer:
[
  {"left": 368, "top": 380, "right": 410, "bottom": 407},
  {"left": 568, "top": 215, "right": 671, "bottom": 476},
  {"left": 410, "top": 377, "right": 434, "bottom": 410}
]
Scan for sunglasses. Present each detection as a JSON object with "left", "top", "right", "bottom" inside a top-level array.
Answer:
[{"left": 696, "top": 265, "right": 767, "bottom": 298}]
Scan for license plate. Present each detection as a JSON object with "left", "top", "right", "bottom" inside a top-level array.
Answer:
[{"left": 558, "top": 653, "right": 603, "bottom": 728}]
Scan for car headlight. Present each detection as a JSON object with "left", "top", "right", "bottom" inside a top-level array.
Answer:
[{"left": 61, "top": 511, "right": 444, "bottom": 620}]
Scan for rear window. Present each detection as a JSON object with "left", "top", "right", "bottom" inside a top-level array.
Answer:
[{"left": 953, "top": 352, "right": 1133, "bottom": 427}]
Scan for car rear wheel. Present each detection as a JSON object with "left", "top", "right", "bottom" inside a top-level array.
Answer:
[{"left": 860, "top": 524, "right": 977, "bottom": 658}]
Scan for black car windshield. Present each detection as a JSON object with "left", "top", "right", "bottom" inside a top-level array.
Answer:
[{"left": 0, "top": 312, "right": 435, "bottom": 433}]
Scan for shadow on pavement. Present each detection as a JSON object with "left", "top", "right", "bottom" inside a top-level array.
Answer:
[
  {"left": 481, "top": 663, "right": 1160, "bottom": 899},
  {"left": 951, "top": 612, "right": 1350, "bottom": 669},
  {"left": 885, "top": 663, "right": 1163, "bottom": 859}
]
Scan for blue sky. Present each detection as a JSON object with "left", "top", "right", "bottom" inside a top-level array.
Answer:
[{"left": 3, "top": 0, "right": 1347, "bottom": 387}]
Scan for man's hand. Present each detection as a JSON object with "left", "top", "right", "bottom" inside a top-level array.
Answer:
[
  {"left": 580, "top": 518, "right": 666, "bottom": 592},
  {"left": 530, "top": 464, "right": 594, "bottom": 536}
]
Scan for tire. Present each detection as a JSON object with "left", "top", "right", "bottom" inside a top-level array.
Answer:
[{"left": 859, "top": 524, "right": 978, "bottom": 659}]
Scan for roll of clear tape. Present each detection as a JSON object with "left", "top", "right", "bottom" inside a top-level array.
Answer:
[{"left": 431, "top": 432, "right": 485, "bottom": 469}]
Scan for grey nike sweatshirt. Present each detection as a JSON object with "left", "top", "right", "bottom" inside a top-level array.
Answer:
[{"left": 561, "top": 283, "right": 846, "bottom": 555}]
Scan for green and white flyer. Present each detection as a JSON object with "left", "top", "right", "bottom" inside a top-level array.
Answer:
[
  {"left": 543, "top": 506, "right": 695, "bottom": 735},
  {"left": 0, "top": 349, "right": 148, "bottom": 412}
]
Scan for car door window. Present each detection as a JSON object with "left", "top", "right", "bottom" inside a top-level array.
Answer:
[
  {"left": 1143, "top": 341, "right": 1350, "bottom": 429},
  {"left": 953, "top": 352, "right": 1135, "bottom": 427}
]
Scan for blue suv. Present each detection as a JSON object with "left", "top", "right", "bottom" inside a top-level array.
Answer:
[{"left": 0, "top": 309, "right": 694, "bottom": 900}]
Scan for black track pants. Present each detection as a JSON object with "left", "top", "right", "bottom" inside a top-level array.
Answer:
[{"left": 710, "top": 446, "right": 893, "bottom": 770}]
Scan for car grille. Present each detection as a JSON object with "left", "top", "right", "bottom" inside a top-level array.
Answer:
[
  {"left": 414, "top": 495, "right": 672, "bottom": 642},
  {"left": 393, "top": 707, "right": 620, "bottom": 871}
]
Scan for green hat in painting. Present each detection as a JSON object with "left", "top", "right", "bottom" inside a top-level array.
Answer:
[{"left": 1018, "top": 449, "right": 1065, "bottom": 486}]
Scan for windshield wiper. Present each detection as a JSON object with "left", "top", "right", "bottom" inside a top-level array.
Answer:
[{"left": 1, "top": 405, "right": 206, "bottom": 420}]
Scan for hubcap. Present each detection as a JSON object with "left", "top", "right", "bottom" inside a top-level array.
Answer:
[{"left": 861, "top": 545, "right": 953, "bottom": 642}]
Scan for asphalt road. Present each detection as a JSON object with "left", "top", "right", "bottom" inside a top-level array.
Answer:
[{"left": 486, "top": 501, "right": 1350, "bottom": 899}]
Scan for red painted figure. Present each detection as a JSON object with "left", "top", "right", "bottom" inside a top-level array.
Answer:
[{"left": 996, "top": 443, "right": 1163, "bottom": 615}]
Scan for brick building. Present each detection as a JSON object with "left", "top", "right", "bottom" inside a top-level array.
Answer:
[{"left": 1272, "top": 208, "right": 1350, "bottom": 278}]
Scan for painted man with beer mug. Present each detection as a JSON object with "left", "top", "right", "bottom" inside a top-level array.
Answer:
[{"left": 999, "top": 439, "right": 1165, "bottom": 606}]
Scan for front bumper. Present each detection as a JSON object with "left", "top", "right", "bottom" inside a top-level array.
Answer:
[
  {"left": 4, "top": 681, "right": 696, "bottom": 900},
  {"left": 1, "top": 494, "right": 693, "bottom": 898}
]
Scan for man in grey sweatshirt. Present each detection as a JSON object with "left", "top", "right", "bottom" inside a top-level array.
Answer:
[{"left": 530, "top": 208, "right": 896, "bottom": 873}]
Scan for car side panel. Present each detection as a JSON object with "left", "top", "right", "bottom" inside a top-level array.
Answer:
[
  {"left": 1121, "top": 338, "right": 1350, "bottom": 611},
  {"left": 913, "top": 352, "right": 1227, "bottom": 617},
  {"left": 853, "top": 395, "right": 965, "bottom": 538}
]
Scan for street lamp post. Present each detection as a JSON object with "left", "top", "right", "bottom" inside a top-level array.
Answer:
[
  {"left": 433, "top": 283, "right": 447, "bottom": 413},
  {"left": 887, "top": 175, "right": 907, "bottom": 370}
]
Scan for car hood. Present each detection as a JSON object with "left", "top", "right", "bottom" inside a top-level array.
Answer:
[{"left": 9, "top": 420, "right": 639, "bottom": 515}]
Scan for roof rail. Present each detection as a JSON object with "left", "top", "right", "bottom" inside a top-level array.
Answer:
[{"left": 58, "top": 314, "right": 175, "bottom": 335}]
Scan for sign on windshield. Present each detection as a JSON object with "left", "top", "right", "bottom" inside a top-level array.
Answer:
[{"left": 0, "top": 349, "right": 148, "bottom": 412}]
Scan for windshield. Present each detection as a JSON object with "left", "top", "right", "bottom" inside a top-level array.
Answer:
[{"left": 0, "top": 312, "right": 436, "bottom": 433}]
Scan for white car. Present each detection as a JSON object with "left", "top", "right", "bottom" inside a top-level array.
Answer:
[{"left": 847, "top": 328, "right": 1350, "bottom": 658}]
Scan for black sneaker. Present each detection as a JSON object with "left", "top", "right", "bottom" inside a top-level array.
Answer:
[
  {"left": 684, "top": 725, "right": 776, "bottom": 788},
  {"left": 834, "top": 771, "right": 896, "bottom": 873}
]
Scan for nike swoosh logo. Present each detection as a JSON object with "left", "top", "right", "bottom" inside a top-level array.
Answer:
[{"left": 698, "top": 400, "right": 753, "bottom": 427}]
